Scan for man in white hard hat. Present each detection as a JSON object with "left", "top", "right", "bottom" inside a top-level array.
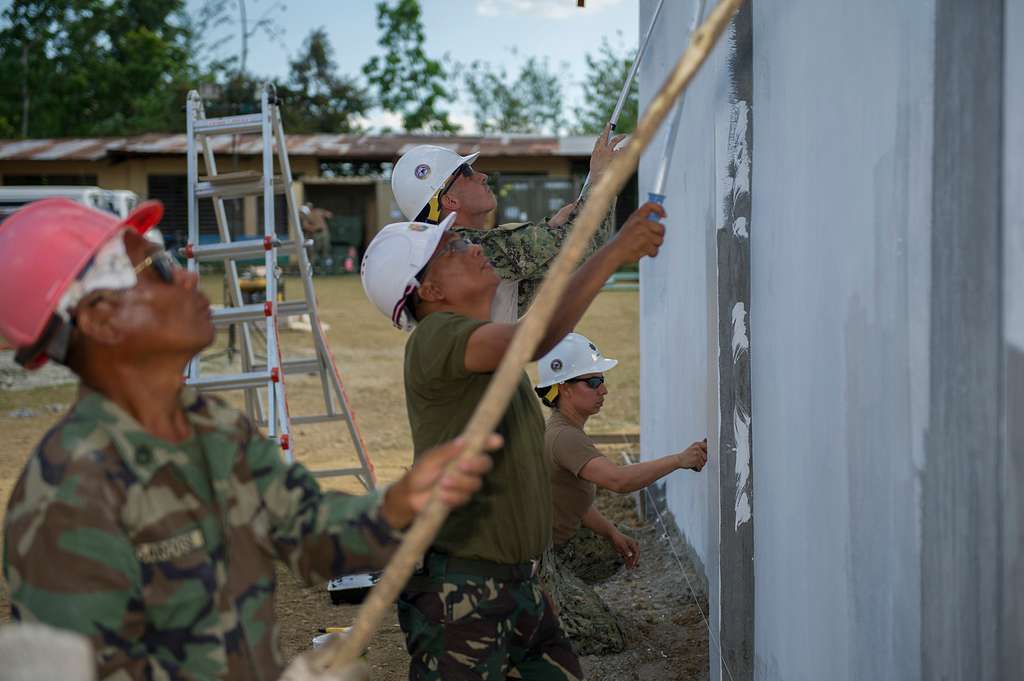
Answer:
[
  {"left": 360, "top": 198, "right": 666, "bottom": 680},
  {"left": 390, "top": 124, "right": 625, "bottom": 323},
  {"left": 0, "top": 198, "right": 498, "bottom": 680},
  {"left": 534, "top": 332, "right": 707, "bottom": 654}
]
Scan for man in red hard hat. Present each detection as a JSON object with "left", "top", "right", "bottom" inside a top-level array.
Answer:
[{"left": 0, "top": 198, "right": 498, "bottom": 680}]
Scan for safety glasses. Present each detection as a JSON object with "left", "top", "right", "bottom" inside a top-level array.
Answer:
[
  {"left": 436, "top": 236, "right": 472, "bottom": 257},
  {"left": 134, "top": 250, "right": 181, "bottom": 283},
  {"left": 439, "top": 163, "right": 475, "bottom": 200},
  {"left": 566, "top": 375, "right": 605, "bottom": 390}
]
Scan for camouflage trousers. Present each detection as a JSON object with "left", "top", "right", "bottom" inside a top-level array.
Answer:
[
  {"left": 539, "top": 543, "right": 626, "bottom": 657},
  {"left": 397, "top": 553, "right": 583, "bottom": 680},
  {"left": 555, "top": 527, "right": 623, "bottom": 584}
]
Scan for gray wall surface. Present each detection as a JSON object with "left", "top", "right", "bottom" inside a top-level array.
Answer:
[
  {"left": 1003, "top": 0, "right": 1023, "bottom": 674},
  {"left": 639, "top": 1, "right": 944, "bottom": 679},
  {"left": 751, "top": 3, "right": 931, "bottom": 680}
]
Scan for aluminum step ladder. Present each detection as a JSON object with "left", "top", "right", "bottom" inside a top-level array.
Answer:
[{"left": 182, "top": 84, "right": 376, "bottom": 493}]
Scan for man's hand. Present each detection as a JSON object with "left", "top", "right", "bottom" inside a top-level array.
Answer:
[
  {"left": 380, "top": 434, "right": 500, "bottom": 529},
  {"left": 675, "top": 439, "right": 708, "bottom": 472},
  {"left": 609, "top": 530, "right": 640, "bottom": 569},
  {"left": 610, "top": 201, "right": 666, "bottom": 264},
  {"left": 590, "top": 122, "right": 628, "bottom": 181},
  {"left": 547, "top": 200, "right": 579, "bottom": 229}
]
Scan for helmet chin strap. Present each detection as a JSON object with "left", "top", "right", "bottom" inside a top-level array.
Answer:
[{"left": 425, "top": 191, "right": 443, "bottom": 223}]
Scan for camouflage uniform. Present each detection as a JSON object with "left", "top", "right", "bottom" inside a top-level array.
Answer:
[
  {"left": 553, "top": 526, "right": 624, "bottom": 585},
  {"left": 3, "top": 387, "right": 401, "bottom": 680},
  {"left": 538, "top": 545, "right": 625, "bottom": 657},
  {"left": 455, "top": 185, "right": 617, "bottom": 319},
  {"left": 398, "top": 553, "right": 582, "bottom": 680}
]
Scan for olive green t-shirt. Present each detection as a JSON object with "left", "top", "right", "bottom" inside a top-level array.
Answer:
[
  {"left": 545, "top": 410, "right": 602, "bottom": 545},
  {"left": 404, "top": 311, "right": 551, "bottom": 564}
]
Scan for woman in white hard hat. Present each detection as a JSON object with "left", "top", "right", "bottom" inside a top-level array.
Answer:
[{"left": 535, "top": 332, "right": 707, "bottom": 653}]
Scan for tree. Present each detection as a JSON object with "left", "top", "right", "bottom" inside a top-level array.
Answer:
[
  {"left": 573, "top": 35, "right": 637, "bottom": 134},
  {"left": 0, "top": 0, "right": 197, "bottom": 137},
  {"left": 462, "top": 55, "right": 566, "bottom": 135},
  {"left": 191, "top": 0, "right": 285, "bottom": 78},
  {"left": 362, "top": 0, "right": 458, "bottom": 133},
  {"left": 279, "top": 28, "right": 369, "bottom": 133}
]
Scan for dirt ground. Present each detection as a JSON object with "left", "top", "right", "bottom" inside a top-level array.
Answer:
[{"left": 0, "top": 275, "right": 708, "bottom": 679}]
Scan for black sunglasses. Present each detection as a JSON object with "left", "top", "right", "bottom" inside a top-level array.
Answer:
[
  {"left": 134, "top": 250, "right": 181, "bottom": 283},
  {"left": 438, "top": 164, "right": 474, "bottom": 199},
  {"left": 566, "top": 375, "right": 605, "bottom": 390}
]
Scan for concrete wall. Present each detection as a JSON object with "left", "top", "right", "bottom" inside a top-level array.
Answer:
[
  {"left": 1004, "top": 0, "right": 1023, "bottom": 674},
  {"left": 750, "top": 3, "right": 933, "bottom": 680},
  {"left": 636, "top": 0, "right": 1020, "bottom": 678}
]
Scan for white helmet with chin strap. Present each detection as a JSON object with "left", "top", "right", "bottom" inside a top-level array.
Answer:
[
  {"left": 535, "top": 333, "right": 618, "bottom": 406},
  {"left": 392, "top": 145, "right": 480, "bottom": 223},
  {"left": 360, "top": 213, "right": 456, "bottom": 331}
]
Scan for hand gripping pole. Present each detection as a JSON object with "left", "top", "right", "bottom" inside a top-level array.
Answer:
[{"left": 303, "top": 1, "right": 747, "bottom": 676}]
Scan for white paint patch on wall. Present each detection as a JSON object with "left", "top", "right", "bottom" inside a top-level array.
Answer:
[
  {"left": 639, "top": 0, "right": 731, "bottom": 570},
  {"left": 731, "top": 302, "right": 748, "bottom": 362},
  {"left": 733, "top": 408, "right": 751, "bottom": 530}
]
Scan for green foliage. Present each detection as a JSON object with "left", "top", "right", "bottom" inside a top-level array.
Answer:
[
  {"left": 573, "top": 35, "right": 637, "bottom": 135},
  {"left": 0, "top": 0, "right": 197, "bottom": 137},
  {"left": 462, "top": 55, "right": 566, "bottom": 135},
  {"left": 362, "top": 0, "right": 457, "bottom": 133},
  {"left": 280, "top": 28, "right": 369, "bottom": 133},
  {"left": 191, "top": 0, "right": 285, "bottom": 77}
]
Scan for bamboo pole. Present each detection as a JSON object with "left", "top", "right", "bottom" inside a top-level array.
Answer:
[{"left": 308, "top": 0, "right": 746, "bottom": 675}]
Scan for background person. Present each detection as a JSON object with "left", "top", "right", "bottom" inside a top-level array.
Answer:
[{"left": 0, "top": 198, "right": 497, "bottom": 681}]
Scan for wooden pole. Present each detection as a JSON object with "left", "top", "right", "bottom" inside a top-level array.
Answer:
[{"left": 309, "top": 0, "right": 746, "bottom": 674}]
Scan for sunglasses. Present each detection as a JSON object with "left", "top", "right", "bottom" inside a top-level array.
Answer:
[
  {"left": 566, "top": 375, "right": 605, "bottom": 390},
  {"left": 438, "top": 164, "right": 475, "bottom": 199},
  {"left": 134, "top": 250, "right": 181, "bottom": 283},
  {"left": 436, "top": 235, "right": 472, "bottom": 257}
]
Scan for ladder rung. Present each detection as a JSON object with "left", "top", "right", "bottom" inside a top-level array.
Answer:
[
  {"left": 181, "top": 238, "right": 308, "bottom": 262},
  {"left": 311, "top": 467, "right": 369, "bottom": 479},
  {"left": 195, "top": 174, "right": 286, "bottom": 200},
  {"left": 253, "top": 358, "right": 322, "bottom": 375},
  {"left": 193, "top": 113, "right": 264, "bottom": 136},
  {"left": 189, "top": 370, "right": 273, "bottom": 392},
  {"left": 211, "top": 300, "right": 309, "bottom": 326},
  {"left": 290, "top": 414, "right": 343, "bottom": 426}
]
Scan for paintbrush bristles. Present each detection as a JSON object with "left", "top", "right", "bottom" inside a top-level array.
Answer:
[{"left": 316, "top": 0, "right": 747, "bottom": 674}]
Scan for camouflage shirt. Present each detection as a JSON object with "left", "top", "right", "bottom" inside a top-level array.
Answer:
[
  {"left": 455, "top": 184, "right": 617, "bottom": 318},
  {"left": 3, "top": 387, "right": 401, "bottom": 680}
]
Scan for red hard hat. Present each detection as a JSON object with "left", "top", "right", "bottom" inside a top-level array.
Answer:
[{"left": 0, "top": 197, "right": 164, "bottom": 354}]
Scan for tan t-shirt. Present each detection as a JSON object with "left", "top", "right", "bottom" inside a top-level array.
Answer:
[{"left": 545, "top": 410, "right": 604, "bottom": 545}]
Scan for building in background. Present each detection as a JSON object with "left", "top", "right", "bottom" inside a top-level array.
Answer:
[{"left": 0, "top": 133, "right": 638, "bottom": 257}]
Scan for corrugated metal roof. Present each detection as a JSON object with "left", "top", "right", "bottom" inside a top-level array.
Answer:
[{"left": 0, "top": 132, "right": 598, "bottom": 162}]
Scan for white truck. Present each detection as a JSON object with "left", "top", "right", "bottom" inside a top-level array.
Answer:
[{"left": 0, "top": 186, "right": 164, "bottom": 246}]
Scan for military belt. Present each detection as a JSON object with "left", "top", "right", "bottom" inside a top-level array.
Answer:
[{"left": 404, "top": 551, "right": 540, "bottom": 592}]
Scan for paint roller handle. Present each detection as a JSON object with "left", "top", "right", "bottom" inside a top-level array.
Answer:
[{"left": 647, "top": 192, "right": 666, "bottom": 221}]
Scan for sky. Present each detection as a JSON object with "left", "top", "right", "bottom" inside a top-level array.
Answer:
[{"left": 187, "top": 0, "right": 639, "bottom": 132}]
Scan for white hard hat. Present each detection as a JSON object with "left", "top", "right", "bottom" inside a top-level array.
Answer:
[
  {"left": 536, "top": 333, "right": 618, "bottom": 388},
  {"left": 392, "top": 145, "right": 480, "bottom": 222},
  {"left": 360, "top": 213, "right": 456, "bottom": 330}
]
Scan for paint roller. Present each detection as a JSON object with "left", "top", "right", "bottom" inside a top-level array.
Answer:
[
  {"left": 576, "top": 0, "right": 670, "bottom": 202},
  {"left": 648, "top": 0, "right": 709, "bottom": 216}
]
